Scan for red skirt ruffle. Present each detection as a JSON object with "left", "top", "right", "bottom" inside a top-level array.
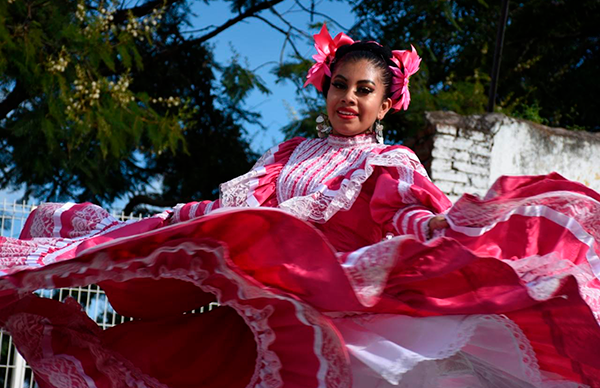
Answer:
[{"left": 0, "top": 173, "right": 599, "bottom": 387}]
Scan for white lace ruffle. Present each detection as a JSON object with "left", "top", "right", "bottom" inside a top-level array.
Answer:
[
  {"left": 339, "top": 237, "right": 404, "bottom": 307},
  {"left": 333, "top": 313, "right": 586, "bottom": 388},
  {"left": 278, "top": 142, "right": 429, "bottom": 223}
]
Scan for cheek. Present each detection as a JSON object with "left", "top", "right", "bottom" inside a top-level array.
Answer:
[{"left": 325, "top": 94, "right": 337, "bottom": 114}]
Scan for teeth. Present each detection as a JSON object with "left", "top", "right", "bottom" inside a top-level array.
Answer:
[{"left": 339, "top": 111, "right": 357, "bottom": 115}]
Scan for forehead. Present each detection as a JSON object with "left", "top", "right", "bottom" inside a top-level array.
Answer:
[{"left": 331, "top": 59, "right": 383, "bottom": 83}]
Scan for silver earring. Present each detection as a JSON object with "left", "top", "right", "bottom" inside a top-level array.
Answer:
[
  {"left": 374, "top": 120, "right": 384, "bottom": 144},
  {"left": 316, "top": 114, "right": 332, "bottom": 138}
]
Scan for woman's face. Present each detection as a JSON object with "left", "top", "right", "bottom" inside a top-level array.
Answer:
[{"left": 326, "top": 59, "right": 392, "bottom": 137}]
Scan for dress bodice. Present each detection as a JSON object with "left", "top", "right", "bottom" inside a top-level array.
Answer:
[
  {"left": 277, "top": 134, "right": 384, "bottom": 204},
  {"left": 177, "top": 134, "right": 452, "bottom": 251}
]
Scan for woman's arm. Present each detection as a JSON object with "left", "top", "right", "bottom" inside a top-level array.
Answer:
[{"left": 370, "top": 148, "right": 452, "bottom": 241}]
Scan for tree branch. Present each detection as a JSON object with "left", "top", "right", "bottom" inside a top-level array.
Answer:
[
  {"left": 251, "top": 15, "right": 303, "bottom": 58},
  {"left": 293, "top": 0, "right": 350, "bottom": 32},
  {"left": 186, "top": 0, "right": 286, "bottom": 45},
  {"left": 0, "top": 82, "right": 28, "bottom": 122},
  {"left": 268, "top": 7, "right": 311, "bottom": 39}
]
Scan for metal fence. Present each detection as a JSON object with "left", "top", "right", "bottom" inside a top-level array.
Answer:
[{"left": 0, "top": 200, "right": 143, "bottom": 388}]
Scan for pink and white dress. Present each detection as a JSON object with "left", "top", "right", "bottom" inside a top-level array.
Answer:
[{"left": 0, "top": 133, "right": 599, "bottom": 388}]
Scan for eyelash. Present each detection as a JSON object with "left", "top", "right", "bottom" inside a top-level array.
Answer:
[{"left": 331, "top": 82, "right": 373, "bottom": 94}]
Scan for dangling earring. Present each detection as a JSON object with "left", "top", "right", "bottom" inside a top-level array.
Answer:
[
  {"left": 316, "top": 114, "right": 332, "bottom": 138},
  {"left": 374, "top": 119, "right": 384, "bottom": 144}
]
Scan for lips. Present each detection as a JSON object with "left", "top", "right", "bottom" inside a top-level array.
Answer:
[{"left": 336, "top": 109, "right": 358, "bottom": 119}]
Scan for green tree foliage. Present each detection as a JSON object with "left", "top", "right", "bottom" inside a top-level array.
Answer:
[
  {"left": 0, "top": 0, "right": 276, "bottom": 210},
  {"left": 278, "top": 0, "right": 599, "bottom": 142}
]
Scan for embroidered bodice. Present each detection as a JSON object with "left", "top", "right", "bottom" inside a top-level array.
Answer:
[
  {"left": 173, "top": 134, "right": 452, "bottom": 250},
  {"left": 277, "top": 134, "right": 385, "bottom": 203}
]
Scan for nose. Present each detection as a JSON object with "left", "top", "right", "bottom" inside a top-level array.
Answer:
[{"left": 341, "top": 88, "right": 357, "bottom": 105}]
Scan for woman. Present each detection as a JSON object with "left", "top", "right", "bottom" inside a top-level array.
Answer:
[{"left": 0, "top": 24, "right": 599, "bottom": 388}]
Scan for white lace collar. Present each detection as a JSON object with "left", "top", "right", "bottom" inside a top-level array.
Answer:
[{"left": 327, "top": 133, "right": 378, "bottom": 148}]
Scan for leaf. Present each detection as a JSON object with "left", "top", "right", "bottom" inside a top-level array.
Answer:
[
  {"left": 117, "top": 42, "right": 132, "bottom": 69},
  {"left": 440, "top": 1, "right": 462, "bottom": 32},
  {"left": 99, "top": 46, "right": 116, "bottom": 72},
  {"left": 476, "top": 0, "right": 489, "bottom": 8},
  {"left": 130, "top": 46, "right": 144, "bottom": 70}
]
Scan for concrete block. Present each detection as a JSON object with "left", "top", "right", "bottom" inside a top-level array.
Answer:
[
  {"left": 431, "top": 158, "right": 452, "bottom": 172},
  {"left": 434, "top": 170, "right": 469, "bottom": 184},
  {"left": 432, "top": 180, "right": 454, "bottom": 194},
  {"left": 453, "top": 151, "right": 471, "bottom": 162},
  {"left": 436, "top": 124, "right": 459, "bottom": 136},
  {"left": 431, "top": 146, "right": 454, "bottom": 160},
  {"left": 446, "top": 137, "right": 476, "bottom": 151},
  {"left": 433, "top": 134, "right": 459, "bottom": 148},
  {"left": 459, "top": 128, "right": 488, "bottom": 142},
  {"left": 453, "top": 161, "right": 489, "bottom": 175}
]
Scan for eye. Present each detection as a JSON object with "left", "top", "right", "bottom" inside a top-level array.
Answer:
[
  {"left": 357, "top": 87, "right": 374, "bottom": 94},
  {"left": 331, "top": 82, "right": 346, "bottom": 90}
]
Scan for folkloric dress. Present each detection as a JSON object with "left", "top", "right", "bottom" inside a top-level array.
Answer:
[{"left": 0, "top": 133, "right": 599, "bottom": 387}]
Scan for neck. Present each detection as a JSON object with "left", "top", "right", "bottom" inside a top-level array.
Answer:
[{"left": 327, "top": 132, "right": 378, "bottom": 148}]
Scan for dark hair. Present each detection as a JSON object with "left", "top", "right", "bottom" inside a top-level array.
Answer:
[{"left": 321, "top": 41, "right": 400, "bottom": 100}]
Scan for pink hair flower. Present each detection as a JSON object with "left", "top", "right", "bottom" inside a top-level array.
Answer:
[
  {"left": 304, "top": 24, "right": 354, "bottom": 91},
  {"left": 389, "top": 45, "right": 421, "bottom": 111}
]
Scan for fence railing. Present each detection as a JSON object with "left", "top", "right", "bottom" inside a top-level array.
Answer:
[{"left": 0, "top": 200, "right": 144, "bottom": 388}]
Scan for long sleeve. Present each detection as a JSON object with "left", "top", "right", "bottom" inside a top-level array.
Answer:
[
  {"left": 170, "top": 137, "right": 305, "bottom": 224},
  {"left": 170, "top": 199, "right": 222, "bottom": 223},
  {"left": 369, "top": 146, "right": 452, "bottom": 241}
]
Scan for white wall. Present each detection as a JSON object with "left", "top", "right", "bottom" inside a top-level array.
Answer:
[
  {"left": 489, "top": 118, "right": 600, "bottom": 192},
  {"left": 425, "top": 112, "right": 600, "bottom": 201}
]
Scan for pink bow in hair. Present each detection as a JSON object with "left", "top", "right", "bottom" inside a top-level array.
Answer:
[
  {"left": 389, "top": 45, "right": 421, "bottom": 111},
  {"left": 303, "top": 24, "right": 354, "bottom": 92}
]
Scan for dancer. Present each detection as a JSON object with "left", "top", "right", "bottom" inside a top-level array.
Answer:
[{"left": 0, "top": 24, "right": 599, "bottom": 387}]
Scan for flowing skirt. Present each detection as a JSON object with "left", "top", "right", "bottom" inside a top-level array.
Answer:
[{"left": 0, "top": 173, "right": 599, "bottom": 387}]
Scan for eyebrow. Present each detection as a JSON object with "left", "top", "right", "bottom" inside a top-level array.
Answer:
[{"left": 333, "top": 74, "right": 376, "bottom": 86}]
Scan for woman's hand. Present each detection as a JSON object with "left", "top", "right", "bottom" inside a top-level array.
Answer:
[{"left": 428, "top": 215, "right": 449, "bottom": 232}]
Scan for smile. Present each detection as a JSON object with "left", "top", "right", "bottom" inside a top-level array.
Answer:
[{"left": 337, "top": 110, "right": 359, "bottom": 119}]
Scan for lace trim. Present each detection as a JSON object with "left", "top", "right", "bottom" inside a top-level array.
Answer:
[
  {"left": 503, "top": 252, "right": 600, "bottom": 323},
  {"left": 340, "top": 237, "right": 404, "bottom": 307},
  {"left": 219, "top": 141, "right": 287, "bottom": 209},
  {"left": 279, "top": 146, "right": 427, "bottom": 223},
  {"left": 220, "top": 167, "right": 266, "bottom": 208},
  {"left": 447, "top": 191, "right": 600, "bottom": 280},
  {"left": 327, "top": 133, "right": 378, "bottom": 148},
  {"left": 5, "top": 239, "right": 351, "bottom": 388},
  {"left": 0, "top": 213, "right": 154, "bottom": 277},
  {"left": 252, "top": 143, "right": 279, "bottom": 169},
  {"left": 6, "top": 309, "right": 168, "bottom": 388},
  {"left": 343, "top": 314, "right": 543, "bottom": 387}
]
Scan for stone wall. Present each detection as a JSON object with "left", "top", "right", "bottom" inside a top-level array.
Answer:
[{"left": 410, "top": 111, "right": 600, "bottom": 203}]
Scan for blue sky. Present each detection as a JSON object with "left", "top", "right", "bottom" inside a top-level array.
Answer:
[{"left": 190, "top": 0, "right": 356, "bottom": 153}]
